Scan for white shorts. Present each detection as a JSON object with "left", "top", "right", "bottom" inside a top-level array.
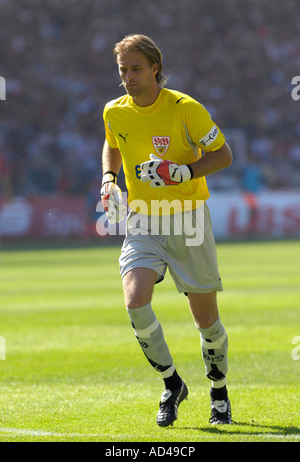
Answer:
[{"left": 119, "top": 203, "right": 223, "bottom": 294}]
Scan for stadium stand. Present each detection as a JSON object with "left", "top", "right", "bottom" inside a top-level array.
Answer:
[{"left": 0, "top": 0, "right": 299, "bottom": 205}]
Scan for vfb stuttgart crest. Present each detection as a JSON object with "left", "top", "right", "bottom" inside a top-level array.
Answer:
[{"left": 152, "top": 136, "right": 171, "bottom": 157}]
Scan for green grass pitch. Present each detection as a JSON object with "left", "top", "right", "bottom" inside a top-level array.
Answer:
[{"left": 0, "top": 240, "right": 299, "bottom": 442}]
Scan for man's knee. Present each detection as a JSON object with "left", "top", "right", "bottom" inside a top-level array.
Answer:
[
  {"left": 123, "top": 268, "right": 157, "bottom": 309},
  {"left": 187, "top": 291, "right": 219, "bottom": 329}
]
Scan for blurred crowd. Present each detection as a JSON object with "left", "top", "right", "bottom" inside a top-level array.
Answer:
[{"left": 0, "top": 0, "right": 300, "bottom": 204}]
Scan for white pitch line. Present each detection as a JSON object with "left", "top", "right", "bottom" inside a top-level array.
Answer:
[
  {"left": 0, "top": 427, "right": 138, "bottom": 440},
  {"left": 0, "top": 427, "right": 103, "bottom": 438},
  {"left": 250, "top": 433, "right": 300, "bottom": 441},
  {"left": 0, "top": 427, "right": 299, "bottom": 441}
]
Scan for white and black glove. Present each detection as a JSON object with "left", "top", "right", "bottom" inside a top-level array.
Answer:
[
  {"left": 101, "top": 171, "right": 127, "bottom": 224},
  {"left": 140, "top": 154, "right": 193, "bottom": 188}
]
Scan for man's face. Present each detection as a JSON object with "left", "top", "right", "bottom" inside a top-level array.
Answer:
[{"left": 117, "top": 51, "right": 158, "bottom": 100}]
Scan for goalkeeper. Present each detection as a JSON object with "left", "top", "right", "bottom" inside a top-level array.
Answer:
[{"left": 101, "top": 34, "right": 233, "bottom": 426}]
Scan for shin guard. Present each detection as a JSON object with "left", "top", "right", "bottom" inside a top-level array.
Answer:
[
  {"left": 127, "top": 303, "right": 175, "bottom": 378},
  {"left": 198, "top": 318, "right": 228, "bottom": 383}
]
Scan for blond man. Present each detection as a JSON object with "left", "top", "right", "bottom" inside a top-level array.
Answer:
[{"left": 101, "top": 34, "right": 233, "bottom": 426}]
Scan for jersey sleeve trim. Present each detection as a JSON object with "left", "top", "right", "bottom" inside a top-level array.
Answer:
[{"left": 103, "top": 103, "right": 118, "bottom": 149}]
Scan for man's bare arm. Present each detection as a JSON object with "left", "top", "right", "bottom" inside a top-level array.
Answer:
[
  {"left": 102, "top": 140, "right": 123, "bottom": 177},
  {"left": 188, "top": 142, "right": 233, "bottom": 179}
]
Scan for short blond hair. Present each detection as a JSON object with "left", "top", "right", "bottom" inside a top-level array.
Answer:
[{"left": 113, "top": 34, "right": 168, "bottom": 88}]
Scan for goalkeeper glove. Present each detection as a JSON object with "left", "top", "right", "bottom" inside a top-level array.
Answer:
[
  {"left": 140, "top": 154, "right": 193, "bottom": 188},
  {"left": 101, "top": 171, "right": 127, "bottom": 224}
]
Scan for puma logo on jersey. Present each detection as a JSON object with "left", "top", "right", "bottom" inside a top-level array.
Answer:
[{"left": 119, "top": 133, "right": 128, "bottom": 143}]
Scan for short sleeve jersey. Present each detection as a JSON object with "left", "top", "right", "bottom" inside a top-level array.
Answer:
[{"left": 103, "top": 88, "right": 225, "bottom": 214}]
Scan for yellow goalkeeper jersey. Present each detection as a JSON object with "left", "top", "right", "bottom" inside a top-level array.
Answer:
[{"left": 103, "top": 88, "right": 226, "bottom": 214}]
